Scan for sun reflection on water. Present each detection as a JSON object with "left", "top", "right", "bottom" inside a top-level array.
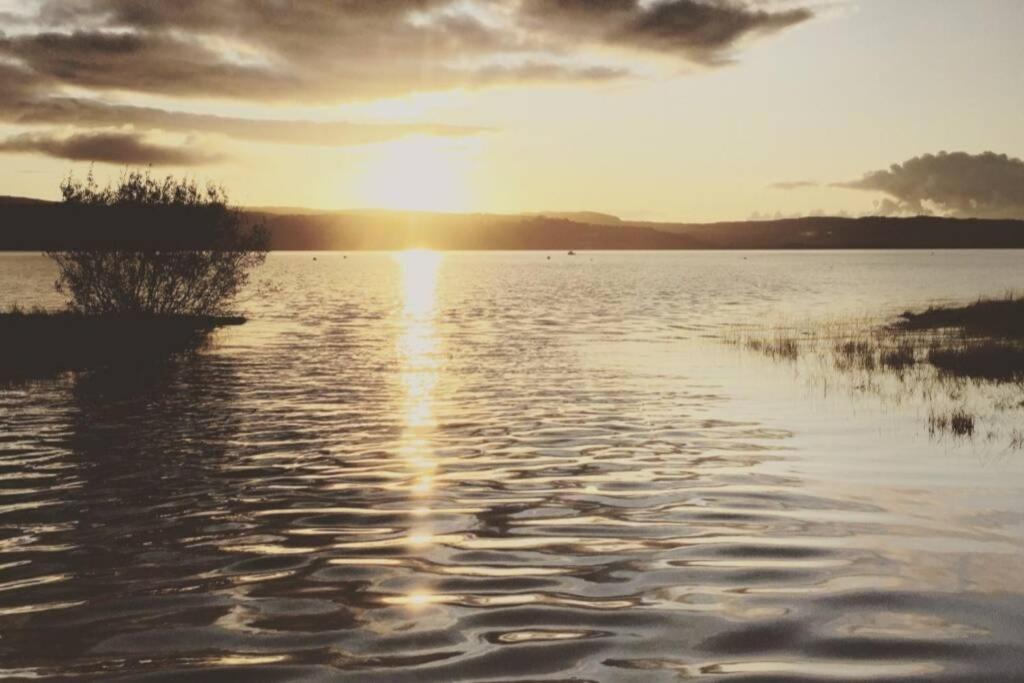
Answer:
[
  {"left": 395, "top": 249, "right": 443, "bottom": 490},
  {"left": 396, "top": 249, "right": 443, "bottom": 319},
  {"left": 393, "top": 250, "right": 444, "bottom": 609}
]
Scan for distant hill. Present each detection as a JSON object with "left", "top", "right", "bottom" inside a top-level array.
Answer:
[
  {"left": 526, "top": 211, "right": 623, "bottom": 225},
  {"left": 2, "top": 196, "right": 1024, "bottom": 250},
  {"left": 252, "top": 210, "right": 697, "bottom": 250},
  {"left": 621, "top": 215, "right": 1024, "bottom": 249},
  {"left": 0, "top": 195, "right": 53, "bottom": 207}
]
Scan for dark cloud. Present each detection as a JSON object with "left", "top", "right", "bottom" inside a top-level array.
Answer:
[
  {"left": 520, "top": 0, "right": 813, "bottom": 64},
  {"left": 0, "top": 131, "right": 219, "bottom": 165},
  {"left": 0, "top": 55, "right": 487, "bottom": 149},
  {"left": 0, "top": 1, "right": 815, "bottom": 163},
  {"left": 0, "top": 60, "right": 44, "bottom": 96},
  {"left": 839, "top": 151, "right": 1024, "bottom": 219},
  {"left": 7, "top": 1, "right": 537, "bottom": 101},
  {"left": 0, "top": 30, "right": 296, "bottom": 99},
  {"left": 770, "top": 180, "right": 818, "bottom": 190},
  {"left": 3, "top": 1, "right": 815, "bottom": 102},
  {"left": 620, "top": 1, "right": 812, "bottom": 63},
  {"left": 5, "top": 96, "right": 489, "bottom": 146}
]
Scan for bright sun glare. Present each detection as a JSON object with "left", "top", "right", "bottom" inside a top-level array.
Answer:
[
  {"left": 395, "top": 248, "right": 443, "bottom": 502},
  {"left": 395, "top": 249, "right": 442, "bottom": 317},
  {"left": 360, "top": 137, "right": 471, "bottom": 212}
]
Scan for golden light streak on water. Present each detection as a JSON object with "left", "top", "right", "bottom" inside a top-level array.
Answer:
[{"left": 394, "top": 250, "right": 444, "bottom": 609}]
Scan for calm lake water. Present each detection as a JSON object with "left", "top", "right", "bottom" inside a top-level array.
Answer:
[{"left": 2, "top": 251, "right": 1024, "bottom": 682}]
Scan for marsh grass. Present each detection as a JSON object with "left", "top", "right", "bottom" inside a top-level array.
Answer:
[
  {"left": 833, "top": 339, "right": 877, "bottom": 372},
  {"left": 725, "top": 294, "right": 1024, "bottom": 448},
  {"left": 899, "top": 292, "right": 1024, "bottom": 338},
  {"left": 927, "top": 342, "right": 1024, "bottom": 381},
  {"left": 880, "top": 340, "right": 917, "bottom": 371},
  {"left": 743, "top": 335, "right": 801, "bottom": 361},
  {"left": 928, "top": 408, "right": 976, "bottom": 438}
]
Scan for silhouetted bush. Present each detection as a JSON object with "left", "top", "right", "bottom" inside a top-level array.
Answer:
[{"left": 46, "top": 170, "right": 268, "bottom": 315}]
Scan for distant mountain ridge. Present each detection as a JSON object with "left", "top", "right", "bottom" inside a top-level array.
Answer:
[
  {"left": 2, "top": 196, "right": 1024, "bottom": 250},
  {"left": 0, "top": 195, "right": 54, "bottom": 207}
]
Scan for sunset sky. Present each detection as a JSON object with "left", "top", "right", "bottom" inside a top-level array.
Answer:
[{"left": 1, "top": 0, "right": 1023, "bottom": 221}]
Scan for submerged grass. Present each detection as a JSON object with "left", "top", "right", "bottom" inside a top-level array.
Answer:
[
  {"left": 735, "top": 296, "right": 1024, "bottom": 383},
  {"left": 743, "top": 335, "right": 801, "bottom": 361},
  {"left": 880, "top": 340, "right": 917, "bottom": 371},
  {"left": 928, "top": 409, "right": 976, "bottom": 438},
  {"left": 726, "top": 292, "right": 1024, "bottom": 447},
  {"left": 833, "top": 340, "right": 877, "bottom": 372}
]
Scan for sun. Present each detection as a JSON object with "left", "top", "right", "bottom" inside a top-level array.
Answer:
[{"left": 358, "top": 136, "right": 473, "bottom": 212}]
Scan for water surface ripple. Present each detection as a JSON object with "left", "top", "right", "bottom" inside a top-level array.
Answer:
[{"left": 2, "top": 251, "right": 1024, "bottom": 681}]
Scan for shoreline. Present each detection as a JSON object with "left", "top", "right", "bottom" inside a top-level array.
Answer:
[{"left": 1, "top": 311, "right": 245, "bottom": 381}]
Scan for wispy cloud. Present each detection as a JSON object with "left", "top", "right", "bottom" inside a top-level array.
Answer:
[
  {"left": 0, "top": 131, "right": 219, "bottom": 165},
  {"left": 769, "top": 180, "right": 819, "bottom": 190},
  {"left": 0, "top": 61, "right": 488, "bottom": 154}
]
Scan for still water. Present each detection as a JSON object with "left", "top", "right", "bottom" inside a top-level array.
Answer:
[{"left": 2, "top": 251, "right": 1024, "bottom": 681}]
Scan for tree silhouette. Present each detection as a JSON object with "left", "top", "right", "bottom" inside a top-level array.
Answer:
[{"left": 47, "top": 170, "right": 267, "bottom": 315}]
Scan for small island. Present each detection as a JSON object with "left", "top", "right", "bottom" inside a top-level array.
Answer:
[{"left": 1, "top": 171, "right": 267, "bottom": 381}]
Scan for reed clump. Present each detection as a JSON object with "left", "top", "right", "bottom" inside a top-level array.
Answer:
[
  {"left": 898, "top": 293, "right": 1024, "bottom": 339},
  {"left": 726, "top": 292, "right": 1024, "bottom": 446},
  {"left": 744, "top": 335, "right": 801, "bottom": 361},
  {"left": 928, "top": 409, "right": 976, "bottom": 438},
  {"left": 927, "top": 342, "right": 1024, "bottom": 381}
]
